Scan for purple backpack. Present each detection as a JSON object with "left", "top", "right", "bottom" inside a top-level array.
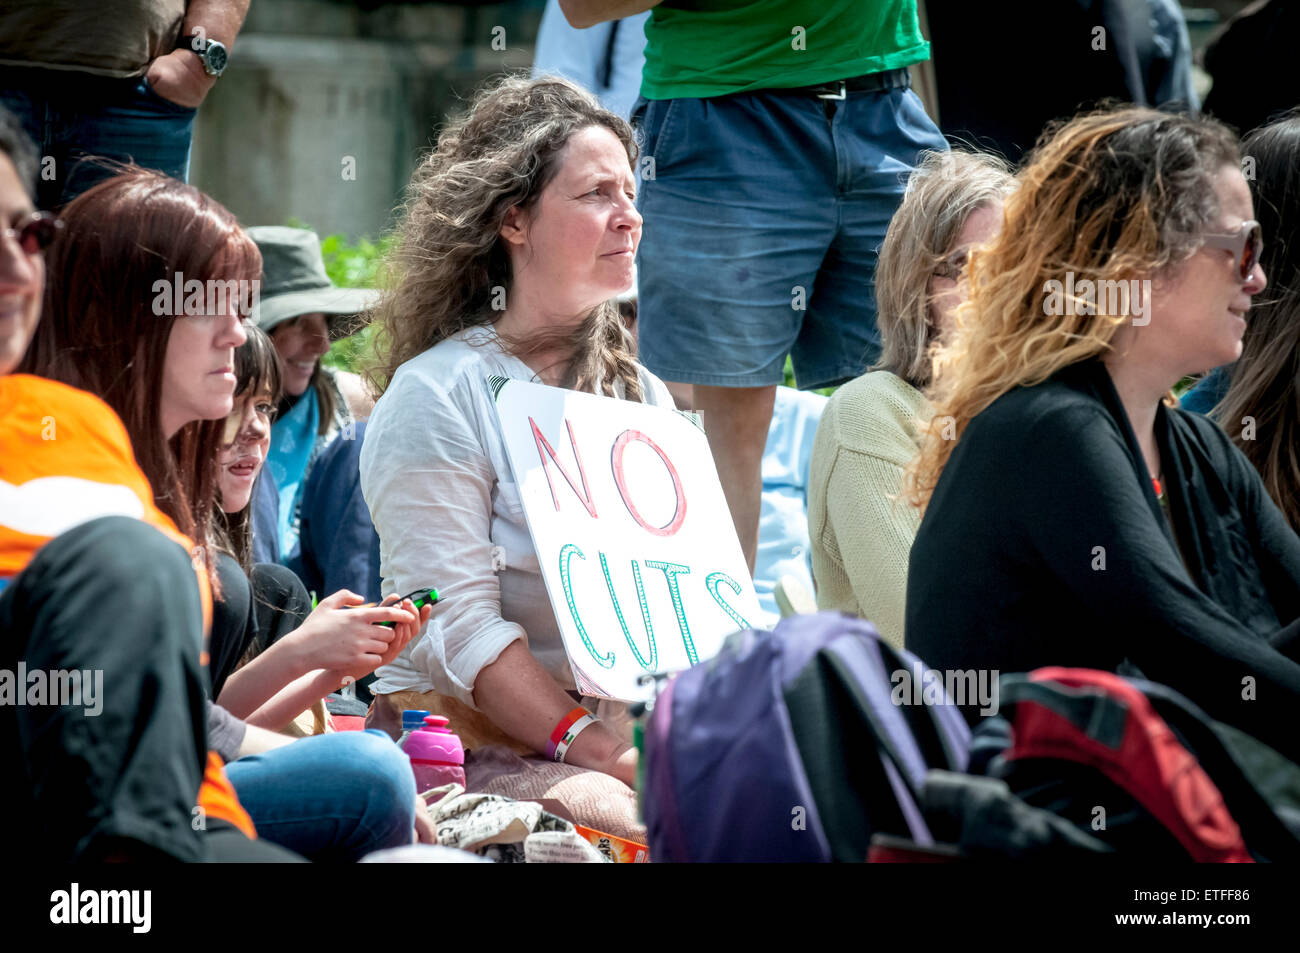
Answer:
[{"left": 642, "top": 612, "right": 970, "bottom": 862}]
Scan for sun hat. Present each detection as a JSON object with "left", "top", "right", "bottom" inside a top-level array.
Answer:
[{"left": 246, "top": 226, "right": 380, "bottom": 339}]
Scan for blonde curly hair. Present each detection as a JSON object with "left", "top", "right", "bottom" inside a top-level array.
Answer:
[
  {"left": 365, "top": 74, "right": 642, "bottom": 400},
  {"left": 904, "top": 106, "right": 1240, "bottom": 510}
]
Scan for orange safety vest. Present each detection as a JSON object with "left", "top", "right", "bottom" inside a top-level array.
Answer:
[{"left": 1, "top": 374, "right": 254, "bottom": 839}]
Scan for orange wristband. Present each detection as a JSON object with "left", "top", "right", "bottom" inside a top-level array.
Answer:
[{"left": 547, "top": 706, "right": 596, "bottom": 762}]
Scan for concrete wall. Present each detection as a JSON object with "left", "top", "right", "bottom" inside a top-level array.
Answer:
[{"left": 190, "top": 1, "right": 543, "bottom": 240}]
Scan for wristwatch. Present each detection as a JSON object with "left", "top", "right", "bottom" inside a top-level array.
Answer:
[{"left": 176, "top": 34, "right": 229, "bottom": 77}]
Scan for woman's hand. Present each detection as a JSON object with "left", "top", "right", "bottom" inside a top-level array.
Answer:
[
  {"left": 366, "top": 596, "right": 433, "bottom": 674},
  {"left": 413, "top": 794, "right": 437, "bottom": 845},
  {"left": 287, "top": 590, "right": 412, "bottom": 679}
]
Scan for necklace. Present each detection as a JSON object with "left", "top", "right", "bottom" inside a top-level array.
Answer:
[{"left": 1152, "top": 472, "right": 1168, "bottom": 507}]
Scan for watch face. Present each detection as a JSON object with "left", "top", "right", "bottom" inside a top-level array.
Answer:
[{"left": 206, "top": 43, "right": 228, "bottom": 74}]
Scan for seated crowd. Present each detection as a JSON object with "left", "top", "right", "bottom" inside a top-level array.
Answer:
[{"left": 4, "top": 73, "right": 1300, "bottom": 861}]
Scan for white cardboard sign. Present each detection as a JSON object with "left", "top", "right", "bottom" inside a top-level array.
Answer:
[{"left": 492, "top": 376, "right": 762, "bottom": 701}]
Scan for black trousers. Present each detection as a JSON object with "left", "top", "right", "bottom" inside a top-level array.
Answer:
[
  {"left": 0, "top": 517, "right": 208, "bottom": 862},
  {"left": 202, "top": 819, "right": 306, "bottom": 862},
  {"left": 252, "top": 562, "right": 313, "bottom": 657}
]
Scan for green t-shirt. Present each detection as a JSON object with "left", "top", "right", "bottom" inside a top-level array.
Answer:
[{"left": 640, "top": 0, "right": 930, "bottom": 100}]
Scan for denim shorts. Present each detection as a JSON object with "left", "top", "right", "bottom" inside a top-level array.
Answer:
[{"left": 632, "top": 82, "right": 947, "bottom": 390}]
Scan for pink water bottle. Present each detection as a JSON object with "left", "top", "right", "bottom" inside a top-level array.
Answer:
[{"left": 402, "top": 715, "right": 466, "bottom": 794}]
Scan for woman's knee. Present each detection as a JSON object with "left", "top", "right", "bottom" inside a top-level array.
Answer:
[
  {"left": 47, "top": 516, "right": 195, "bottom": 587},
  {"left": 330, "top": 730, "right": 416, "bottom": 848},
  {"left": 249, "top": 561, "right": 312, "bottom": 650},
  {"left": 251, "top": 562, "right": 311, "bottom": 617},
  {"left": 311, "top": 729, "right": 416, "bottom": 809},
  {"left": 18, "top": 517, "right": 203, "bottom": 661}
]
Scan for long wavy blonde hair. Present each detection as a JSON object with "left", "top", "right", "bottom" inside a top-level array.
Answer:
[
  {"left": 365, "top": 74, "right": 642, "bottom": 400},
  {"left": 904, "top": 106, "right": 1240, "bottom": 510},
  {"left": 873, "top": 149, "right": 1015, "bottom": 388}
]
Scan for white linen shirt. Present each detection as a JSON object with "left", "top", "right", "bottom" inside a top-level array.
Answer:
[{"left": 359, "top": 325, "right": 675, "bottom": 707}]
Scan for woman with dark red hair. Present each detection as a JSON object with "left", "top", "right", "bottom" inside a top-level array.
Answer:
[{"left": 23, "top": 168, "right": 435, "bottom": 859}]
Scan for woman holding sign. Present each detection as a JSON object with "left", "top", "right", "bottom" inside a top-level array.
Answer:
[{"left": 360, "top": 76, "right": 675, "bottom": 835}]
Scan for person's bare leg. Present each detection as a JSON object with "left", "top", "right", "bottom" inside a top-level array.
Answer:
[
  {"left": 692, "top": 383, "right": 776, "bottom": 574},
  {"left": 663, "top": 380, "right": 694, "bottom": 411}
]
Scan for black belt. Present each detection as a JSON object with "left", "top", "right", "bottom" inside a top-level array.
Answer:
[{"left": 783, "top": 67, "right": 911, "bottom": 100}]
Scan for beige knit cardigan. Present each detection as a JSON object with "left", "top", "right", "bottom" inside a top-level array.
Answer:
[{"left": 807, "top": 370, "right": 926, "bottom": 649}]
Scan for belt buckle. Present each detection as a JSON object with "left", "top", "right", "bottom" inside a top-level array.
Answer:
[{"left": 816, "top": 80, "right": 846, "bottom": 101}]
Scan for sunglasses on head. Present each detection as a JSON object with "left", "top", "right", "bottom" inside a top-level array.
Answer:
[
  {"left": 3, "top": 210, "right": 62, "bottom": 255},
  {"left": 1202, "top": 219, "right": 1262, "bottom": 282}
]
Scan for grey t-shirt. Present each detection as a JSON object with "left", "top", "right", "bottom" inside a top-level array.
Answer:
[
  {"left": 0, "top": 0, "right": 186, "bottom": 77},
  {"left": 206, "top": 701, "right": 247, "bottom": 764}
]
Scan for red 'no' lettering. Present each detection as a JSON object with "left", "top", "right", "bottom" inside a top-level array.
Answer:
[
  {"left": 610, "top": 429, "right": 686, "bottom": 536},
  {"left": 530, "top": 417, "right": 599, "bottom": 518}
]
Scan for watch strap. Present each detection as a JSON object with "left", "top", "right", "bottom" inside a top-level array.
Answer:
[
  {"left": 173, "top": 32, "right": 227, "bottom": 76},
  {"left": 175, "top": 30, "right": 206, "bottom": 54}
]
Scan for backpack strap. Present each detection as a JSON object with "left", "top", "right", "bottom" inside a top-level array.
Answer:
[
  {"left": 876, "top": 641, "right": 973, "bottom": 771},
  {"left": 922, "top": 769, "right": 1115, "bottom": 858},
  {"left": 817, "top": 634, "right": 971, "bottom": 845}
]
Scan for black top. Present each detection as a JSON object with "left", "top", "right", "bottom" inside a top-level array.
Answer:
[{"left": 906, "top": 359, "right": 1300, "bottom": 763}]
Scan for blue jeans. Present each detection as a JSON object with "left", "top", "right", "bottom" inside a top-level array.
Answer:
[
  {"left": 0, "top": 66, "right": 196, "bottom": 209},
  {"left": 225, "top": 730, "right": 416, "bottom": 862},
  {"left": 632, "top": 81, "right": 948, "bottom": 389}
]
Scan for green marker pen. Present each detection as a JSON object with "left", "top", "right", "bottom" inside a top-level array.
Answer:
[{"left": 376, "top": 587, "right": 440, "bottom": 627}]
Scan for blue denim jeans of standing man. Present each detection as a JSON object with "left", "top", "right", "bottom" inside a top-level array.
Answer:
[
  {"left": 0, "top": 65, "right": 196, "bottom": 209},
  {"left": 225, "top": 729, "right": 417, "bottom": 863},
  {"left": 632, "top": 78, "right": 948, "bottom": 390}
]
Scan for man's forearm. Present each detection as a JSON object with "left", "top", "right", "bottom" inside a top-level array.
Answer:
[
  {"left": 558, "top": 0, "right": 662, "bottom": 30},
  {"left": 181, "top": 0, "right": 251, "bottom": 49}
]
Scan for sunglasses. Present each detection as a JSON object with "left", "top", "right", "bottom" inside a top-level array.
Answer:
[
  {"left": 1202, "top": 219, "right": 1262, "bottom": 282},
  {"left": 933, "top": 249, "right": 970, "bottom": 281},
  {"left": 3, "top": 211, "right": 62, "bottom": 255}
]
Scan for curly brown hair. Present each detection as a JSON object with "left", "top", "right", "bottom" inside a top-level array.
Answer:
[{"left": 365, "top": 74, "right": 642, "bottom": 401}]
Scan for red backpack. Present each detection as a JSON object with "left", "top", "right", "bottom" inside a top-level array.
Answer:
[{"left": 998, "top": 668, "right": 1252, "bottom": 863}]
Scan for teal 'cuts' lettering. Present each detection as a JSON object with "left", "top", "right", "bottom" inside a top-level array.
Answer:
[
  {"left": 646, "top": 560, "right": 696, "bottom": 664},
  {"left": 706, "top": 571, "right": 752, "bottom": 631},
  {"left": 559, "top": 543, "right": 614, "bottom": 668},
  {"left": 599, "top": 553, "right": 658, "bottom": 671}
]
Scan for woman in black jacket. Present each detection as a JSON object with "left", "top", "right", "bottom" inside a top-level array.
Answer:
[{"left": 903, "top": 107, "right": 1300, "bottom": 763}]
